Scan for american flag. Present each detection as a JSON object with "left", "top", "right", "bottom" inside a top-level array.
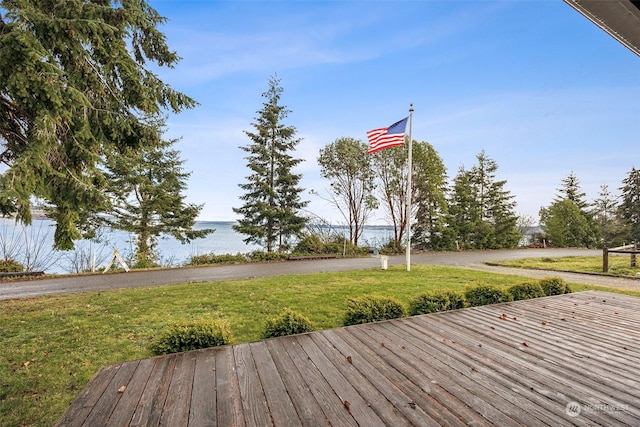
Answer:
[{"left": 366, "top": 117, "right": 408, "bottom": 154}]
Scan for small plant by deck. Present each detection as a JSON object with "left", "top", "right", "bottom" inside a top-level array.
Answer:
[
  {"left": 539, "top": 277, "right": 573, "bottom": 295},
  {"left": 149, "top": 319, "right": 233, "bottom": 355},
  {"left": 262, "top": 308, "right": 315, "bottom": 338},
  {"left": 408, "top": 289, "right": 466, "bottom": 315},
  {"left": 343, "top": 295, "right": 407, "bottom": 326},
  {"left": 507, "top": 282, "right": 546, "bottom": 301},
  {"left": 464, "top": 284, "right": 512, "bottom": 307}
]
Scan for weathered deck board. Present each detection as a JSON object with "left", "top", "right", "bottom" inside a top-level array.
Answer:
[
  {"left": 188, "top": 350, "right": 217, "bottom": 427},
  {"left": 56, "top": 291, "right": 640, "bottom": 426}
]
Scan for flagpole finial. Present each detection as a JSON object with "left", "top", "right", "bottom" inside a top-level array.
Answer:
[{"left": 409, "top": 103, "right": 414, "bottom": 113}]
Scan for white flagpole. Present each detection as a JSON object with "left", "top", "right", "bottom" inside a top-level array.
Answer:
[{"left": 406, "top": 104, "right": 414, "bottom": 271}]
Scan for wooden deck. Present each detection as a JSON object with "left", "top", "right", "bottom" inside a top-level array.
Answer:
[{"left": 56, "top": 291, "right": 640, "bottom": 426}]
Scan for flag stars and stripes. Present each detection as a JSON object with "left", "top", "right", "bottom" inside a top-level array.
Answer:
[{"left": 366, "top": 117, "right": 408, "bottom": 154}]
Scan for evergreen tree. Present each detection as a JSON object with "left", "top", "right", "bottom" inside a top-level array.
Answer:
[
  {"left": 410, "top": 142, "right": 449, "bottom": 250},
  {"left": 539, "top": 200, "right": 592, "bottom": 247},
  {"left": 593, "top": 184, "right": 627, "bottom": 247},
  {"left": 555, "top": 171, "right": 589, "bottom": 210},
  {"left": 233, "top": 77, "right": 307, "bottom": 252},
  {"left": 542, "top": 172, "right": 599, "bottom": 247},
  {"left": 447, "top": 151, "right": 520, "bottom": 249},
  {"left": 447, "top": 166, "right": 478, "bottom": 250},
  {"left": 317, "top": 137, "right": 378, "bottom": 246},
  {"left": 102, "top": 132, "right": 213, "bottom": 268},
  {"left": 619, "top": 166, "right": 640, "bottom": 243},
  {"left": 0, "top": 1, "right": 195, "bottom": 249}
]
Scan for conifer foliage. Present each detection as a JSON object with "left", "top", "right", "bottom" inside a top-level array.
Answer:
[
  {"left": 619, "top": 167, "right": 640, "bottom": 243},
  {"left": 233, "top": 77, "right": 307, "bottom": 252},
  {"left": 0, "top": 1, "right": 196, "bottom": 249},
  {"left": 447, "top": 151, "right": 520, "bottom": 249},
  {"left": 102, "top": 133, "right": 213, "bottom": 268}
]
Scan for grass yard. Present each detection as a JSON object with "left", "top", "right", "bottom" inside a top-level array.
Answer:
[
  {"left": 491, "top": 254, "right": 640, "bottom": 277},
  {"left": 1, "top": 263, "right": 639, "bottom": 426}
]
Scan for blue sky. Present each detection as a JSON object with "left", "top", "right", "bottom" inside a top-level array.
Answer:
[{"left": 148, "top": 0, "right": 639, "bottom": 224}]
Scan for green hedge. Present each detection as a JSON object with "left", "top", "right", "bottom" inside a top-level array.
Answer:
[
  {"left": 262, "top": 308, "right": 315, "bottom": 339},
  {"left": 507, "top": 282, "right": 546, "bottom": 301},
  {"left": 343, "top": 295, "right": 407, "bottom": 326},
  {"left": 539, "top": 277, "right": 572, "bottom": 296},
  {"left": 464, "top": 284, "right": 512, "bottom": 307},
  {"left": 408, "top": 289, "right": 466, "bottom": 315},
  {"left": 150, "top": 319, "right": 233, "bottom": 355}
]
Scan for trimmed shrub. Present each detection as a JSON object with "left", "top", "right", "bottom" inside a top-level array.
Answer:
[
  {"left": 247, "top": 251, "right": 289, "bottom": 262},
  {"left": 379, "top": 239, "right": 404, "bottom": 255},
  {"left": 150, "top": 319, "right": 233, "bottom": 355},
  {"left": 464, "top": 284, "right": 512, "bottom": 307},
  {"left": 408, "top": 289, "right": 466, "bottom": 316},
  {"left": 292, "top": 234, "right": 325, "bottom": 254},
  {"left": 507, "top": 282, "right": 545, "bottom": 301},
  {"left": 0, "top": 259, "right": 24, "bottom": 272},
  {"left": 262, "top": 308, "right": 315, "bottom": 339},
  {"left": 188, "top": 253, "right": 249, "bottom": 265},
  {"left": 343, "top": 295, "right": 407, "bottom": 326},
  {"left": 538, "top": 277, "right": 572, "bottom": 296}
]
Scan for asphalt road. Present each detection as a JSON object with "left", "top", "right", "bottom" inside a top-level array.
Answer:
[{"left": 2, "top": 248, "right": 638, "bottom": 301}]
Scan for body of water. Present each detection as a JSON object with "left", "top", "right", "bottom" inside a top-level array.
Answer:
[{"left": 0, "top": 219, "right": 395, "bottom": 274}]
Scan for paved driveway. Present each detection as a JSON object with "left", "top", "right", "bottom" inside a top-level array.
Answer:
[{"left": 2, "top": 248, "right": 635, "bottom": 301}]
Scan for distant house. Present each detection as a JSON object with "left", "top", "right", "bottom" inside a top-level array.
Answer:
[{"left": 520, "top": 225, "right": 545, "bottom": 247}]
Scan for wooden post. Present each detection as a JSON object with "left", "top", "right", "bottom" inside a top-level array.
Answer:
[
  {"left": 603, "top": 247, "right": 609, "bottom": 273},
  {"left": 631, "top": 254, "right": 637, "bottom": 268}
]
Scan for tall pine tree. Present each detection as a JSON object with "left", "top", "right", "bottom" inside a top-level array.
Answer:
[
  {"left": 233, "top": 77, "right": 307, "bottom": 252},
  {"left": 412, "top": 141, "right": 449, "bottom": 251},
  {"left": 593, "top": 184, "right": 627, "bottom": 247},
  {"left": 0, "top": 1, "right": 196, "bottom": 249},
  {"left": 447, "top": 151, "right": 520, "bottom": 249},
  {"left": 619, "top": 166, "right": 640, "bottom": 243},
  {"left": 102, "top": 130, "right": 213, "bottom": 268},
  {"left": 540, "top": 172, "right": 599, "bottom": 247}
]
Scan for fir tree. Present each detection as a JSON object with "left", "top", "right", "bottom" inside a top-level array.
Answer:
[
  {"left": 0, "top": 1, "right": 196, "bottom": 249},
  {"left": 447, "top": 151, "right": 520, "bottom": 249},
  {"left": 593, "top": 184, "right": 627, "bottom": 247},
  {"left": 540, "top": 200, "right": 592, "bottom": 247},
  {"left": 555, "top": 171, "right": 589, "bottom": 210},
  {"left": 542, "top": 171, "right": 599, "bottom": 247},
  {"left": 233, "top": 77, "right": 307, "bottom": 252},
  {"left": 102, "top": 131, "right": 213, "bottom": 268},
  {"left": 619, "top": 167, "right": 640, "bottom": 243}
]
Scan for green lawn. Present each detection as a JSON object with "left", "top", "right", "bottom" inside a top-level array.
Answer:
[
  {"left": 491, "top": 254, "right": 640, "bottom": 277},
  {"left": 1, "top": 263, "right": 639, "bottom": 426}
]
